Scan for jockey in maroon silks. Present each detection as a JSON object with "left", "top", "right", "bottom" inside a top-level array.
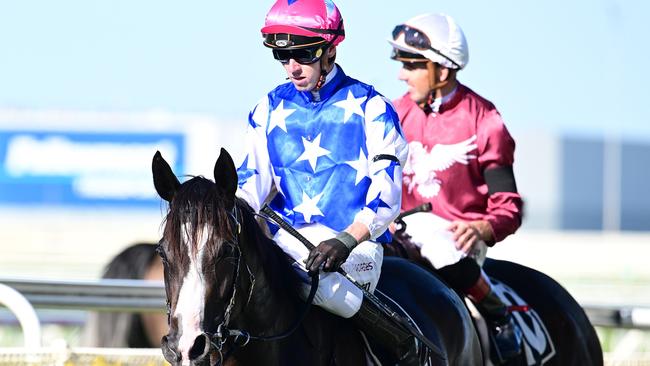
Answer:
[{"left": 388, "top": 13, "right": 524, "bottom": 365}]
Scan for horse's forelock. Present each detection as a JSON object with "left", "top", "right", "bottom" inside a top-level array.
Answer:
[{"left": 163, "top": 176, "right": 235, "bottom": 262}]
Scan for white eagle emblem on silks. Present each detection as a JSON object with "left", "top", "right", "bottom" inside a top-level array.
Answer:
[{"left": 403, "top": 135, "right": 478, "bottom": 198}]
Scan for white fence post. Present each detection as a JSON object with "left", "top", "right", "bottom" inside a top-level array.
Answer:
[{"left": 0, "top": 283, "right": 42, "bottom": 348}]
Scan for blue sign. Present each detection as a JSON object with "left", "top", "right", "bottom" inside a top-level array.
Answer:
[{"left": 0, "top": 130, "right": 184, "bottom": 207}]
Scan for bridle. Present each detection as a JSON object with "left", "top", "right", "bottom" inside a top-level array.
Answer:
[
  {"left": 162, "top": 203, "right": 319, "bottom": 366},
  {"left": 208, "top": 205, "right": 320, "bottom": 364}
]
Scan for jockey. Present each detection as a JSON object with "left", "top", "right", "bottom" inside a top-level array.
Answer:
[
  {"left": 388, "top": 13, "right": 524, "bottom": 364},
  {"left": 236, "top": 0, "right": 415, "bottom": 364}
]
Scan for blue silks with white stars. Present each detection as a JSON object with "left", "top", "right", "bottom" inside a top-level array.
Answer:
[{"left": 236, "top": 65, "right": 408, "bottom": 243}]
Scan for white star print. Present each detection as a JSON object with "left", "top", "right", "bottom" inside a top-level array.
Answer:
[
  {"left": 345, "top": 148, "right": 368, "bottom": 185},
  {"left": 366, "top": 114, "right": 400, "bottom": 151},
  {"left": 251, "top": 97, "right": 269, "bottom": 129},
  {"left": 293, "top": 191, "right": 324, "bottom": 223},
  {"left": 333, "top": 90, "right": 366, "bottom": 123},
  {"left": 296, "top": 133, "right": 331, "bottom": 171},
  {"left": 364, "top": 95, "right": 387, "bottom": 123},
  {"left": 269, "top": 100, "right": 296, "bottom": 133}
]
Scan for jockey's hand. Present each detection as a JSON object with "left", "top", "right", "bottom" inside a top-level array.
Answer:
[
  {"left": 305, "top": 238, "right": 350, "bottom": 272},
  {"left": 448, "top": 221, "right": 481, "bottom": 254}
]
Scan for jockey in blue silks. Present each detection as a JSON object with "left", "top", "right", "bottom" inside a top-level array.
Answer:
[{"left": 235, "top": 0, "right": 416, "bottom": 364}]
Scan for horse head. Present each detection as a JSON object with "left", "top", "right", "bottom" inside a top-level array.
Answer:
[{"left": 152, "top": 148, "right": 243, "bottom": 366}]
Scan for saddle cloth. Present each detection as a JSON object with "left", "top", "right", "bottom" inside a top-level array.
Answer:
[{"left": 467, "top": 278, "right": 556, "bottom": 366}]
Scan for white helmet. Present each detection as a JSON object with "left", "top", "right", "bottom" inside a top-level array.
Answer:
[{"left": 388, "top": 13, "right": 468, "bottom": 70}]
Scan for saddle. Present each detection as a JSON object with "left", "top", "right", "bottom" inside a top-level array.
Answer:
[{"left": 384, "top": 233, "right": 557, "bottom": 366}]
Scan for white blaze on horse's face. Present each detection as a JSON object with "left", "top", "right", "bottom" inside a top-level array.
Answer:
[{"left": 174, "top": 222, "right": 210, "bottom": 364}]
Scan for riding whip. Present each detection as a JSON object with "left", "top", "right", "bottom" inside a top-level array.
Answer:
[
  {"left": 260, "top": 203, "right": 446, "bottom": 362},
  {"left": 395, "top": 202, "right": 432, "bottom": 222}
]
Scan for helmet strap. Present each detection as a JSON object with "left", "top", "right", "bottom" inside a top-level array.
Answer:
[
  {"left": 312, "top": 20, "right": 343, "bottom": 91},
  {"left": 427, "top": 61, "right": 449, "bottom": 93},
  {"left": 425, "top": 61, "right": 449, "bottom": 112},
  {"left": 314, "top": 52, "right": 329, "bottom": 91}
]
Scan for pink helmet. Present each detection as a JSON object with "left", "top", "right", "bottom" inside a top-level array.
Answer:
[{"left": 261, "top": 0, "right": 345, "bottom": 47}]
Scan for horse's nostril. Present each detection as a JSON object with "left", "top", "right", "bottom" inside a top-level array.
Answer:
[
  {"left": 189, "top": 333, "right": 211, "bottom": 361},
  {"left": 161, "top": 335, "right": 181, "bottom": 363}
]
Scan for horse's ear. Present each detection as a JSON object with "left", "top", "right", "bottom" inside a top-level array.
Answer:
[
  {"left": 213, "top": 148, "right": 238, "bottom": 203},
  {"left": 152, "top": 151, "right": 181, "bottom": 202}
]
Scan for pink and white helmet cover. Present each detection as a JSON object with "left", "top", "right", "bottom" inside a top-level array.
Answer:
[{"left": 261, "top": 0, "right": 345, "bottom": 46}]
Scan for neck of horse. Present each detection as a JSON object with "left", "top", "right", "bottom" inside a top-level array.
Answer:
[{"left": 231, "top": 221, "right": 304, "bottom": 352}]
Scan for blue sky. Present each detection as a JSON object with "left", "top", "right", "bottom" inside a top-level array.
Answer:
[{"left": 0, "top": 0, "right": 648, "bottom": 140}]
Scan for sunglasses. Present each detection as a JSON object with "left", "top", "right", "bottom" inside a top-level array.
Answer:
[
  {"left": 272, "top": 47, "right": 325, "bottom": 65},
  {"left": 392, "top": 24, "right": 461, "bottom": 69}
]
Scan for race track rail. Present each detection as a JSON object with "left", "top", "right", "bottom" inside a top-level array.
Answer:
[{"left": 1, "top": 277, "right": 649, "bottom": 329}]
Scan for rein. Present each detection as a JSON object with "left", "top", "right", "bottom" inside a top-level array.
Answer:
[{"left": 204, "top": 205, "right": 320, "bottom": 364}]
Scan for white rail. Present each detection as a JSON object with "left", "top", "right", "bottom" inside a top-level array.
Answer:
[
  {"left": 0, "top": 277, "right": 165, "bottom": 312},
  {"left": 1, "top": 277, "right": 649, "bottom": 329},
  {"left": 0, "top": 283, "right": 41, "bottom": 348}
]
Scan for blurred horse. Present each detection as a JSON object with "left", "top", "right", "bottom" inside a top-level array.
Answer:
[
  {"left": 84, "top": 243, "right": 167, "bottom": 348},
  {"left": 151, "top": 148, "right": 481, "bottom": 366}
]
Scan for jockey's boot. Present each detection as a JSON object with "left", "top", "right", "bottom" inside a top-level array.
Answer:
[
  {"left": 352, "top": 299, "right": 420, "bottom": 366},
  {"left": 465, "top": 273, "right": 523, "bottom": 365}
]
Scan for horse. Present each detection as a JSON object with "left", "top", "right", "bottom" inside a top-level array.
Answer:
[
  {"left": 151, "top": 148, "right": 482, "bottom": 366},
  {"left": 387, "top": 226, "right": 603, "bottom": 366}
]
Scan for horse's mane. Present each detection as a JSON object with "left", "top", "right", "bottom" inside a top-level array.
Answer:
[{"left": 235, "top": 198, "right": 303, "bottom": 303}]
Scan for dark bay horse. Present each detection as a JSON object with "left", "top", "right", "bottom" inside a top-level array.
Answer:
[
  {"left": 387, "top": 230, "right": 603, "bottom": 366},
  {"left": 152, "top": 148, "right": 481, "bottom": 366}
]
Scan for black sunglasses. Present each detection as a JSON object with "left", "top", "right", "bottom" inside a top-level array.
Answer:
[
  {"left": 272, "top": 47, "right": 325, "bottom": 65},
  {"left": 392, "top": 24, "right": 461, "bottom": 69}
]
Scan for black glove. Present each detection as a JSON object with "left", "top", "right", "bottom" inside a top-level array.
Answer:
[{"left": 304, "top": 238, "right": 351, "bottom": 272}]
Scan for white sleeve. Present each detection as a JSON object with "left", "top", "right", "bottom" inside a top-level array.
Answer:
[
  {"left": 235, "top": 96, "right": 275, "bottom": 212},
  {"left": 354, "top": 95, "right": 408, "bottom": 240}
]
